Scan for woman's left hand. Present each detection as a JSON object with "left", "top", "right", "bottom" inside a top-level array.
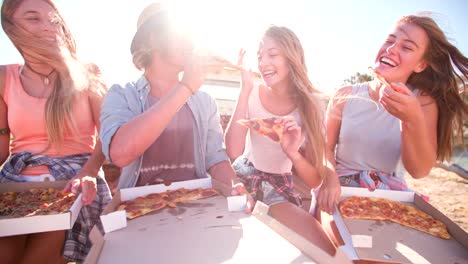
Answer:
[
  {"left": 279, "top": 116, "right": 304, "bottom": 158},
  {"left": 379, "top": 82, "right": 423, "bottom": 123},
  {"left": 64, "top": 173, "right": 97, "bottom": 206},
  {"left": 231, "top": 183, "right": 255, "bottom": 213}
]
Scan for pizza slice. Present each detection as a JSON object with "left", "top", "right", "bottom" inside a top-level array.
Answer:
[
  {"left": 118, "top": 193, "right": 168, "bottom": 220},
  {"left": 237, "top": 117, "right": 284, "bottom": 142},
  {"left": 178, "top": 188, "right": 219, "bottom": 203},
  {"left": 368, "top": 67, "right": 399, "bottom": 91},
  {"left": 339, "top": 196, "right": 450, "bottom": 240}
]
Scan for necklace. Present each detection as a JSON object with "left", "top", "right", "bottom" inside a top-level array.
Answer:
[{"left": 24, "top": 64, "right": 55, "bottom": 86}]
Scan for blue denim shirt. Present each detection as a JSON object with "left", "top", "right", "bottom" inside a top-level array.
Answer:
[{"left": 100, "top": 76, "right": 229, "bottom": 189}]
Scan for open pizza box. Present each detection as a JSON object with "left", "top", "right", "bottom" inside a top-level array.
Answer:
[
  {"left": 85, "top": 178, "right": 351, "bottom": 264},
  {"left": 319, "top": 187, "right": 468, "bottom": 264},
  {"left": 0, "top": 180, "right": 83, "bottom": 237}
]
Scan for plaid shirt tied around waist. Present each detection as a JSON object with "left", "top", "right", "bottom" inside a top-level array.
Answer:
[{"left": 0, "top": 151, "right": 112, "bottom": 263}]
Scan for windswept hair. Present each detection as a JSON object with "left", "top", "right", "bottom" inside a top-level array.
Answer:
[
  {"left": 1, "top": 0, "right": 106, "bottom": 149},
  {"left": 264, "top": 26, "right": 327, "bottom": 179},
  {"left": 401, "top": 15, "right": 468, "bottom": 161}
]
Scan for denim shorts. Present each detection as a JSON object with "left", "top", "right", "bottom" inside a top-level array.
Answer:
[{"left": 232, "top": 157, "right": 289, "bottom": 206}]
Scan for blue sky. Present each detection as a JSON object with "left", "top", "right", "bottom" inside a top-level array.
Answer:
[{"left": 1, "top": 0, "right": 467, "bottom": 93}]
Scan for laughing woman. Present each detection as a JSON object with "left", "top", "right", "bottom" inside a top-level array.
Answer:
[
  {"left": 317, "top": 14, "right": 468, "bottom": 214},
  {"left": 0, "top": 0, "right": 111, "bottom": 263}
]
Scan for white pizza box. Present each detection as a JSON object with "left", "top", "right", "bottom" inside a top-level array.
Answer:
[
  {"left": 85, "top": 178, "right": 351, "bottom": 264},
  {"left": 319, "top": 187, "right": 468, "bottom": 264},
  {"left": 99, "top": 178, "right": 223, "bottom": 233},
  {"left": 0, "top": 180, "right": 83, "bottom": 236}
]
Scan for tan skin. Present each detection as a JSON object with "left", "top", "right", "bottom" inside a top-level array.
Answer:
[
  {"left": 108, "top": 31, "right": 254, "bottom": 212},
  {"left": 225, "top": 38, "right": 322, "bottom": 190},
  {"left": 0, "top": 0, "right": 106, "bottom": 262},
  {"left": 319, "top": 22, "right": 438, "bottom": 214}
]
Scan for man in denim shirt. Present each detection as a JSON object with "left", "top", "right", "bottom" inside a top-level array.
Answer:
[{"left": 99, "top": 3, "right": 252, "bottom": 211}]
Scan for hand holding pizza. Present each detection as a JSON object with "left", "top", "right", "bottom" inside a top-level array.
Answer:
[
  {"left": 64, "top": 174, "right": 97, "bottom": 206},
  {"left": 379, "top": 82, "right": 424, "bottom": 123},
  {"left": 279, "top": 116, "right": 305, "bottom": 159}
]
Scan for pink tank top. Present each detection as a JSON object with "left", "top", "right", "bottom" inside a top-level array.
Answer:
[{"left": 3, "top": 64, "right": 96, "bottom": 176}]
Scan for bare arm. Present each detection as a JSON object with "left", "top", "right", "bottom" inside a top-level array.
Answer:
[
  {"left": 400, "top": 94, "right": 438, "bottom": 178},
  {"left": 0, "top": 66, "right": 10, "bottom": 165},
  {"left": 110, "top": 83, "right": 192, "bottom": 167},
  {"left": 78, "top": 92, "right": 106, "bottom": 177},
  {"left": 289, "top": 151, "right": 321, "bottom": 188},
  {"left": 224, "top": 88, "right": 250, "bottom": 159},
  {"left": 208, "top": 160, "right": 255, "bottom": 212},
  {"left": 380, "top": 83, "right": 438, "bottom": 178},
  {"left": 224, "top": 51, "right": 254, "bottom": 160},
  {"left": 317, "top": 86, "right": 352, "bottom": 214}
]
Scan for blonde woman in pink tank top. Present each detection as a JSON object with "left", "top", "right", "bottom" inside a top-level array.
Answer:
[{"left": 0, "top": 0, "right": 111, "bottom": 263}]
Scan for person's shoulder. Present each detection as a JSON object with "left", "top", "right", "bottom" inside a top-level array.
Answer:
[
  {"left": 330, "top": 85, "right": 353, "bottom": 102},
  {"left": 416, "top": 90, "right": 437, "bottom": 108},
  {"left": 108, "top": 79, "right": 140, "bottom": 94}
]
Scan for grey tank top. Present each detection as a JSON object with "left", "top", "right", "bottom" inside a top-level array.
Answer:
[{"left": 335, "top": 83, "right": 401, "bottom": 174}]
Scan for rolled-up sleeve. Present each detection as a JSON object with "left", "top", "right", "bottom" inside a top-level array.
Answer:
[
  {"left": 100, "top": 84, "right": 138, "bottom": 161},
  {"left": 205, "top": 96, "right": 230, "bottom": 169}
]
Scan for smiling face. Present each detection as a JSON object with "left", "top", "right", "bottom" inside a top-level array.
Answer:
[
  {"left": 257, "top": 35, "right": 291, "bottom": 88},
  {"left": 374, "top": 22, "right": 429, "bottom": 83},
  {"left": 11, "top": 0, "right": 61, "bottom": 43}
]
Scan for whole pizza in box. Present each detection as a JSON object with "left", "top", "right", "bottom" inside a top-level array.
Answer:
[{"left": 0, "top": 188, "right": 77, "bottom": 218}]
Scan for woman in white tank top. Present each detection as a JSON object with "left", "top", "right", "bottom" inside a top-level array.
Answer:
[
  {"left": 225, "top": 26, "right": 327, "bottom": 209},
  {"left": 317, "top": 15, "right": 468, "bottom": 214}
]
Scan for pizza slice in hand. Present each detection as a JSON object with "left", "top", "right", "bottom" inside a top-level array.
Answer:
[
  {"left": 368, "top": 67, "right": 399, "bottom": 92},
  {"left": 237, "top": 117, "right": 284, "bottom": 142}
]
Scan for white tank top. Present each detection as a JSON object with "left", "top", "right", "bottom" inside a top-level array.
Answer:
[
  {"left": 244, "top": 85, "right": 301, "bottom": 174},
  {"left": 335, "top": 83, "right": 402, "bottom": 174}
]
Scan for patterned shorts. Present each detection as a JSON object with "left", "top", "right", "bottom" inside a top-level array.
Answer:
[{"left": 232, "top": 157, "right": 291, "bottom": 206}]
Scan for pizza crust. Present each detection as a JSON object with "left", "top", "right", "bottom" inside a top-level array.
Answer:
[
  {"left": 237, "top": 117, "right": 284, "bottom": 142},
  {"left": 118, "top": 188, "right": 219, "bottom": 220},
  {"left": 339, "top": 196, "right": 450, "bottom": 240}
]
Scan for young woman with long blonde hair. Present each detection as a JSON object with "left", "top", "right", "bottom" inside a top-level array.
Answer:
[
  {"left": 225, "top": 25, "right": 327, "bottom": 209},
  {"left": 0, "top": 0, "right": 111, "bottom": 262}
]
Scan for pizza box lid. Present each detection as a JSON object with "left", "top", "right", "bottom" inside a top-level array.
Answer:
[
  {"left": 319, "top": 187, "right": 468, "bottom": 264},
  {"left": 85, "top": 197, "right": 351, "bottom": 264},
  {"left": 0, "top": 181, "right": 83, "bottom": 236}
]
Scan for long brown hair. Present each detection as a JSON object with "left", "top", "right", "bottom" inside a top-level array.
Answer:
[
  {"left": 401, "top": 15, "right": 468, "bottom": 161},
  {"left": 1, "top": 0, "right": 106, "bottom": 149},
  {"left": 264, "top": 26, "right": 327, "bottom": 179}
]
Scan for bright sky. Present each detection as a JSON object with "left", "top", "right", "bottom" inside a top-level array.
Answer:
[{"left": 1, "top": 0, "right": 467, "bottom": 94}]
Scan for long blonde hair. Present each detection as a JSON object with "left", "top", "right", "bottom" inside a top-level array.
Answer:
[
  {"left": 401, "top": 15, "right": 468, "bottom": 161},
  {"left": 264, "top": 26, "right": 327, "bottom": 179},
  {"left": 1, "top": 0, "right": 106, "bottom": 149}
]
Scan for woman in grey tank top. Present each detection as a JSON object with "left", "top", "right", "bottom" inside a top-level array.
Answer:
[{"left": 316, "top": 14, "right": 468, "bottom": 214}]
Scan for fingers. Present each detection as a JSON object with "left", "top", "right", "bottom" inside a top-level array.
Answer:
[
  {"left": 71, "top": 178, "right": 81, "bottom": 194},
  {"left": 81, "top": 176, "right": 97, "bottom": 206},
  {"left": 63, "top": 180, "right": 72, "bottom": 192},
  {"left": 245, "top": 194, "right": 255, "bottom": 213},
  {"left": 390, "top": 82, "right": 412, "bottom": 95}
]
